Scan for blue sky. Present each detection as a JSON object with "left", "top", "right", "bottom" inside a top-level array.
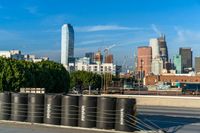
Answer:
[{"left": 0, "top": 0, "right": 200, "bottom": 65}]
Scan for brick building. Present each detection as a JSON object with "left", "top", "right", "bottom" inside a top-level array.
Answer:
[
  {"left": 144, "top": 74, "right": 200, "bottom": 86},
  {"left": 137, "top": 46, "right": 152, "bottom": 78}
]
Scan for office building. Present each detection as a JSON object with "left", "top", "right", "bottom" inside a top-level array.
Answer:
[
  {"left": 195, "top": 57, "right": 200, "bottom": 74},
  {"left": 173, "top": 55, "right": 182, "bottom": 74},
  {"left": 0, "top": 50, "right": 48, "bottom": 62},
  {"left": 0, "top": 50, "right": 24, "bottom": 60},
  {"left": 137, "top": 46, "right": 152, "bottom": 77},
  {"left": 94, "top": 50, "right": 103, "bottom": 64},
  {"left": 151, "top": 58, "right": 163, "bottom": 75},
  {"left": 105, "top": 54, "right": 113, "bottom": 63},
  {"left": 158, "top": 34, "right": 168, "bottom": 63},
  {"left": 61, "top": 24, "right": 74, "bottom": 69},
  {"left": 149, "top": 38, "right": 160, "bottom": 59},
  {"left": 85, "top": 52, "right": 95, "bottom": 63},
  {"left": 179, "top": 47, "right": 192, "bottom": 73},
  {"left": 75, "top": 57, "right": 116, "bottom": 75}
]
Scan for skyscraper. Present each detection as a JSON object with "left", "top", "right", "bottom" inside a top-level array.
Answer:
[
  {"left": 94, "top": 50, "right": 103, "bottom": 64},
  {"left": 151, "top": 58, "right": 163, "bottom": 75},
  {"left": 173, "top": 55, "right": 182, "bottom": 74},
  {"left": 61, "top": 24, "right": 74, "bottom": 68},
  {"left": 85, "top": 52, "right": 95, "bottom": 63},
  {"left": 137, "top": 46, "right": 152, "bottom": 77},
  {"left": 158, "top": 34, "right": 168, "bottom": 63},
  {"left": 179, "top": 47, "right": 192, "bottom": 73},
  {"left": 149, "top": 38, "right": 160, "bottom": 59}
]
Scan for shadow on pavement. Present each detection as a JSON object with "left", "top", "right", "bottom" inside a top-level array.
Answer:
[{"left": 136, "top": 114, "right": 200, "bottom": 133}]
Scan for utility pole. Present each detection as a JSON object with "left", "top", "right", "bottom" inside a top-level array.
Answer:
[{"left": 140, "top": 59, "right": 143, "bottom": 87}]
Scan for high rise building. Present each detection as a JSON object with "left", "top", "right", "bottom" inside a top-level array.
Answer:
[
  {"left": 94, "top": 50, "right": 103, "bottom": 64},
  {"left": 179, "top": 47, "right": 192, "bottom": 73},
  {"left": 195, "top": 57, "right": 200, "bottom": 74},
  {"left": 173, "top": 55, "right": 182, "bottom": 74},
  {"left": 149, "top": 38, "right": 160, "bottom": 59},
  {"left": 105, "top": 54, "right": 113, "bottom": 63},
  {"left": 61, "top": 24, "right": 74, "bottom": 69},
  {"left": 158, "top": 34, "right": 168, "bottom": 63},
  {"left": 151, "top": 58, "right": 163, "bottom": 75},
  {"left": 137, "top": 46, "right": 152, "bottom": 77},
  {"left": 85, "top": 52, "right": 95, "bottom": 63}
]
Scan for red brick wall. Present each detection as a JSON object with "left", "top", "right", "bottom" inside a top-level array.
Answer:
[{"left": 145, "top": 75, "right": 200, "bottom": 85}]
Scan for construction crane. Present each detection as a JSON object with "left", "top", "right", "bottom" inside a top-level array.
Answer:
[
  {"left": 103, "top": 44, "right": 116, "bottom": 94},
  {"left": 122, "top": 56, "right": 128, "bottom": 73},
  {"left": 104, "top": 44, "right": 116, "bottom": 55}
]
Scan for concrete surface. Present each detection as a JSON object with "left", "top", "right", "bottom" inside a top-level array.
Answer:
[
  {"left": 0, "top": 120, "right": 158, "bottom": 133},
  {"left": 103, "top": 95, "right": 200, "bottom": 108},
  {"left": 137, "top": 105, "right": 200, "bottom": 133}
]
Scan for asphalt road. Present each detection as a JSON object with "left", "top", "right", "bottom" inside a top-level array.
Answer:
[{"left": 137, "top": 106, "right": 200, "bottom": 133}]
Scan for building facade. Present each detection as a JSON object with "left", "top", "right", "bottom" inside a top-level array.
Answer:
[
  {"left": 179, "top": 47, "right": 192, "bottom": 73},
  {"left": 0, "top": 50, "right": 48, "bottom": 62},
  {"left": 195, "top": 57, "right": 200, "bottom": 74},
  {"left": 94, "top": 50, "right": 103, "bottom": 64},
  {"left": 85, "top": 52, "right": 95, "bottom": 63},
  {"left": 137, "top": 46, "right": 152, "bottom": 77},
  {"left": 0, "top": 50, "right": 24, "bottom": 60},
  {"left": 61, "top": 24, "right": 74, "bottom": 69},
  {"left": 105, "top": 54, "right": 113, "bottom": 63},
  {"left": 151, "top": 58, "right": 163, "bottom": 75},
  {"left": 149, "top": 38, "right": 160, "bottom": 59},
  {"left": 158, "top": 35, "right": 168, "bottom": 63},
  {"left": 144, "top": 74, "right": 199, "bottom": 86},
  {"left": 75, "top": 57, "right": 116, "bottom": 75},
  {"left": 173, "top": 54, "right": 182, "bottom": 74}
]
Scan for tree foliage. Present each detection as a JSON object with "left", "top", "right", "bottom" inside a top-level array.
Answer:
[
  {"left": 70, "top": 71, "right": 101, "bottom": 90},
  {"left": 0, "top": 57, "right": 70, "bottom": 93}
]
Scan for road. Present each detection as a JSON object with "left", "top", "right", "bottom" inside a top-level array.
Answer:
[{"left": 137, "top": 106, "right": 200, "bottom": 133}]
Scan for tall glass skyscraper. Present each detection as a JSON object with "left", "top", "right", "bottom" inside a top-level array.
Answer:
[{"left": 61, "top": 24, "right": 74, "bottom": 68}]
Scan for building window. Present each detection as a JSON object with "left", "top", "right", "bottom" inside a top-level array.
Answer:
[
  {"left": 105, "top": 66, "right": 107, "bottom": 71},
  {"left": 82, "top": 66, "right": 85, "bottom": 70}
]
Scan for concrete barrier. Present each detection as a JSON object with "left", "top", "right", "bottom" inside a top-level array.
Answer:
[{"left": 102, "top": 95, "right": 200, "bottom": 108}]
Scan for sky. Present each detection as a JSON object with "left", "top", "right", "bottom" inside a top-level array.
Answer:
[{"left": 0, "top": 0, "right": 200, "bottom": 66}]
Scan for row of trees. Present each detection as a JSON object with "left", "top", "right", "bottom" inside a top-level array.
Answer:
[
  {"left": 0, "top": 57, "right": 107, "bottom": 93},
  {"left": 0, "top": 57, "right": 70, "bottom": 93},
  {"left": 70, "top": 71, "right": 102, "bottom": 91}
]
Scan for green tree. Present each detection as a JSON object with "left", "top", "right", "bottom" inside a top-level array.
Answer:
[
  {"left": 0, "top": 57, "right": 70, "bottom": 93},
  {"left": 70, "top": 71, "right": 102, "bottom": 91}
]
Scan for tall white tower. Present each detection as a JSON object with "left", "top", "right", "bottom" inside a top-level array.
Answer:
[
  {"left": 149, "top": 38, "right": 160, "bottom": 59},
  {"left": 61, "top": 24, "right": 74, "bottom": 68}
]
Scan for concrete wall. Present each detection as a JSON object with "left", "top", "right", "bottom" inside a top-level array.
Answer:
[{"left": 103, "top": 95, "right": 200, "bottom": 108}]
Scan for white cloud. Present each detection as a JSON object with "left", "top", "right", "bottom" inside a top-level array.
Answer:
[
  {"left": 174, "top": 27, "right": 200, "bottom": 43},
  {"left": 151, "top": 24, "right": 161, "bottom": 36},
  {"left": 77, "top": 40, "right": 103, "bottom": 46},
  {"left": 75, "top": 25, "right": 144, "bottom": 32}
]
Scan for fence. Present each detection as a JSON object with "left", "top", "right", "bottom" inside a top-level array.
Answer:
[{"left": 0, "top": 92, "right": 164, "bottom": 132}]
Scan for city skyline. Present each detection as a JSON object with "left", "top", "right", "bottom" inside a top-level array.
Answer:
[{"left": 1, "top": 0, "right": 200, "bottom": 65}]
